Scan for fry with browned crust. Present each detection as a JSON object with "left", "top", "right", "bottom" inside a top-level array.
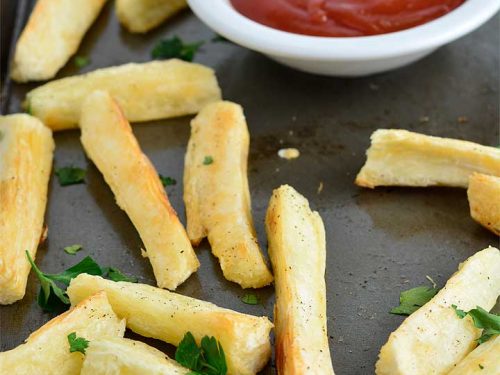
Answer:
[
  {"left": 26, "top": 60, "right": 222, "bottom": 131},
  {"left": 116, "top": 0, "right": 187, "bottom": 33},
  {"left": 184, "top": 101, "right": 273, "bottom": 289},
  {"left": 68, "top": 274, "right": 273, "bottom": 375},
  {"left": 80, "top": 90, "right": 199, "bottom": 290},
  {"left": 266, "top": 185, "right": 335, "bottom": 374},
  {"left": 0, "top": 292, "right": 125, "bottom": 375},
  {"left": 0, "top": 114, "right": 54, "bottom": 305},
  {"left": 11, "top": 0, "right": 107, "bottom": 82},
  {"left": 356, "top": 129, "right": 500, "bottom": 188},
  {"left": 468, "top": 173, "right": 500, "bottom": 235}
]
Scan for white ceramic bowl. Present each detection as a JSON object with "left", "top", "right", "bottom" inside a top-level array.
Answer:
[{"left": 188, "top": 0, "right": 500, "bottom": 76}]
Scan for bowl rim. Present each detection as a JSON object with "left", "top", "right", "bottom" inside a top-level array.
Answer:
[{"left": 188, "top": 0, "right": 500, "bottom": 60}]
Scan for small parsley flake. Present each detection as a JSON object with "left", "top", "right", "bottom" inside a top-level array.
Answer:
[
  {"left": 203, "top": 156, "right": 213, "bottom": 165},
  {"left": 67, "top": 332, "right": 89, "bottom": 354},
  {"left": 55, "top": 166, "right": 86, "bottom": 186},
  {"left": 160, "top": 175, "right": 177, "bottom": 187},
  {"left": 74, "top": 56, "right": 91, "bottom": 69},
  {"left": 241, "top": 294, "right": 260, "bottom": 305},
  {"left": 152, "top": 36, "right": 203, "bottom": 62},
  {"left": 64, "top": 244, "right": 82, "bottom": 255}
]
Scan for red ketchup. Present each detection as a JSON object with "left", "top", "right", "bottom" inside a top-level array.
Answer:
[{"left": 230, "top": 0, "right": 465, "bottom": 37}]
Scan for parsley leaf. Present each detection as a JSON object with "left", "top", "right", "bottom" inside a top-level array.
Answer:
[
  {"left": 175, "top": 332, "right": 227, "bottom": 375},
  {"left": 64, "top": 244, "right": 83, "bottom": 255},
  {"left": 241, "top": 294, "right": 260, "bottom": 305},
  {"left": 102, "top": 267, "right": 138, "bottom": 283},
  {"left": 390, "top": 285, "right": 438, "bottom": 316},
  {"left": 67, "top": 332, "right": 89, "bottom": 354},
  {"left": 160, "top": 175, "right": 177, "bottom": 187},
  {"left": 74, "top": 56, "right": 91, "bottom": 69},
  {"left": 152, "top": 36, "right": 204, "bottom": 62},
  {"left": 479, "top": 364, "right": 484, "bottom": 370},
  {"left": 452, "top": 305, "right": 500, "bottom": 344},
  {"left": 55, "top": 166, "right": 86, "bottom": 186},
  {"left": 203, "top": 156, "right": 213, "bottom": 165}
]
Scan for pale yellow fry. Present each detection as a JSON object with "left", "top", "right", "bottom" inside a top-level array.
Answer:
[
  {"left": 80, "top": 90, "right": 199, "bottom": 290},
  {"left": 448, "top": 335, "right": 500, "bottom": 375}
]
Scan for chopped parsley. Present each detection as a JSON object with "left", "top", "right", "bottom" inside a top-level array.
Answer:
[
  {"left": 203, "top": 156, "right": 213, "bottom": 165},
  {"left": 452, "top": 305, "right": 500, "bottom": 344},
  {"left": 74, "top": 56, "right": 91, "bottom": 69},
  {"left": 55, "top": 166, "right": 86, "bottom": 186},
  {"left": 64, "top": 244, "right": 83, "bottom": 255},
  {"left": 151, "top": 36, "right": 204, "bottom": 62},
  {"left": 479, "top": 364, "right": 484, "bottom": 370},
  {"left": 241, "top": 294, "right": 260, "bottom": 305},
  {"left": 160, "top": 175, "right": 177, "bottom": 187},
  {"left": 67, "top": 332, "right": 89, "bottom": 354},
  {"left": 390, "top": 285, "right": 439, "bottom": 316},
  {"left": 26, "top": 251, "right": 136, "bottom": 312},
  {"left": 175, "top": 332, "right": 227, "bottom": 375}
]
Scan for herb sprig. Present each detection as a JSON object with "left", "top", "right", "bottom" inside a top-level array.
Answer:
[
  {"left": 152, "top": 36, "right": 204, "bottom": 62},
  {"left": 160, "top": 175, "right": 177, "bottom": 187},
  {"left": 452, "top": 305, "right": 500, "bottom": 344},
  {"left": 175, "top": 332, "right": 227, "bottom": 375},
  {"left": 67, "top": 332, "right": 89, "bottom": 354},
  {"left": 390, "top": 284, "right": 439, "bottom": 316},
  {"left": 55, "top": 166, "right": 86, "bottom": 186}
]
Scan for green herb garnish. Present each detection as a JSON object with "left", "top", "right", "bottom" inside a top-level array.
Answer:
[
  {"left": 160, "top": 175, "right": 177, "bottom": 187},
  {"left": 151, "top": 36, "right": 204, "bottom": 62},
  {"left": 74, "top": 56, "right": 90, "bottom": 69},
  {"left": 241, "top": 294, "right": 260, "bottom": 305},
  {"left": 203, "top": 156, "right": 213, "bottom": 165},
  {"left": 479, "top": 364, "right": 484, "bottom": 370},
  {"left": 452, "top": 305, "right": 500, "bottom": 344},
  {"left": 102, "top": 267, "right": 138, "bottom": 283},
  {"left": 175, "top": 332, "right": 227, "bottom": 375},
  {"left": 64, "top": 244, "right": 83, "bottom": 255},
  {"left": 67, "top": 332, "right": 89, "bottom": 354},
  {"left": 390, "top": 285, "right": 439, "bottom": 316},
  {"left": 55, "top": 166, "right": 86, "bottom": 186}
]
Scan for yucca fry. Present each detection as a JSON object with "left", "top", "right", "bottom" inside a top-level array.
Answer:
[
  {"left": 0, "top": 114, "right": 54, "bottom": 305},
  {"left": 265, "top": 185, "right": 335, "bottom": 375},
  {"left": 81, "top": 338, "right": 190, "bottom": 375},
  {"left": 355, "top": 129, "right": 500, "bottom": 188},
  {"left": 67, "top": 274, "right": 273, "bottom": 375},
  {"left": 26, "top": 59, "right": 222, "bottom": 131},
  {"left": 80, "top": 91, "right": 199, "bottom": 290},
  {"left": 467, "top": 173, "right": 500, "bottom": 235},
  {"left": 0, "top": 292, "right": 125, "bottom": 375},
  {"left": 448, "top": 334, "right": 500, "bottom": 375},
  {"left": 184, "top": 101, "right": 273, "bottom": 288},
  {"left": 376, "top": 247, "right": 500, "bottom": 375},
  {"left": 11, "top": 0, "right": 107, "bottom": 82},
  {"left": 116, "top": 0, "right": 187, "bottom": 33}
]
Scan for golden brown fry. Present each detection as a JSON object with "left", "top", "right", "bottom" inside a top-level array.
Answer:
[
  {"left": 11, "top": 0, "right": 107, "bottom": 82},
  {"left": 116, "top": 0, "right": 187, "bottom": 33},
  {"left": 468, "top": 173, "right": 500, "bottom": 235},
  {"left": 26, "top": 59, "right": 222, "bottom": 131},
  {"left": 0, "top": 114, "right": 54, "bottom": 305},
  {"left": 68, "top": 274, "right": 273, "bottom": 375},
  {"left": 376, "top": 247, "right": 500, "bottom": 375},
  {"left": 184, "top": 101, "right": 273, "bottom": 288},
  {"left": 80, "top": 91, "right": 199, "bottom": 290},
  {"left": 0, "top": 292, "right": 125, "bottom": 375},
  {"left": 265, "top": 185, "right": 335, "bottom": 375},
  {"left": 356, "top": 129, "right": 500, "bottom": 188},
  {"left": 81, "top": 338, "right": 190, "bottom": 375}
]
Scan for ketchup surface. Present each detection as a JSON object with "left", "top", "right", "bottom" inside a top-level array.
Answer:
[{"left": 230, "top": 0, "right": 465, "bottom": 37}]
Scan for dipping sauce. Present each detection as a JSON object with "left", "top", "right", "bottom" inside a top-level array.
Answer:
[{"left": 230, "top": 0, "right": 465, "bottom": 37}]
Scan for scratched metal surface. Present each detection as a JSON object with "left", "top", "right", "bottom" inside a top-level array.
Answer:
[{"left": 0, "top": 1, "right": 499, "bottom": 374}]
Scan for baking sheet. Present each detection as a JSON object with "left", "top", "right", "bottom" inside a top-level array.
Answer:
[{"left": 0, "top": 1, "right": 499, "bottom": 374}]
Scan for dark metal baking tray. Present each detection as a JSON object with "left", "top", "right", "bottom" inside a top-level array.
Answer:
[{"left": 1, "top": 1, "right": 499, "bottom": 374}]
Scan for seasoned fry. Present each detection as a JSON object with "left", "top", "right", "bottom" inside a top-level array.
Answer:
[
  {"left": 26, "top": 59, "right": 222, "bottom": 131},
  {"left": 468, "top": 173, "right": 500, "bottom": 235},
  {"left": 81, "top": 338, "right": 190, "bottom": 375},
  {"left": 80, "top": 91, "right": 199, "bottom": 290},
  {"left": 0, "top": 114, "right": 54, "bottom": 305},
  {"left": 376, "top": 247, "right": 500, "bottom": 375},
  {"left": 265, "top": 185, "right": 335, "bottom": 375},
  {"left": 68, "top": 274, "right": 273, "bottom": 375},
  {"left": 184, "top": 101, "right": 273, "bottom": 288},
  {"left": 448, "top": 334, "right": 500, "bottom": 375},
  {"left": 0, "top": 292, "right": 125, "bottom": 375},
  {"left": 355, "top": 129, "right": 500, "bottom": 188},
  {"left": 116, "top": 0, "right": 187, "bottom": 33},
  {"left": 11, "top": 0, "right": 107, "bottom": 82}
]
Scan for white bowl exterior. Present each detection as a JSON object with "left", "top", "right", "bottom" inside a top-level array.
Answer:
[{"left": 189, "top": 0, "right": 500, "bottom": 76}]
